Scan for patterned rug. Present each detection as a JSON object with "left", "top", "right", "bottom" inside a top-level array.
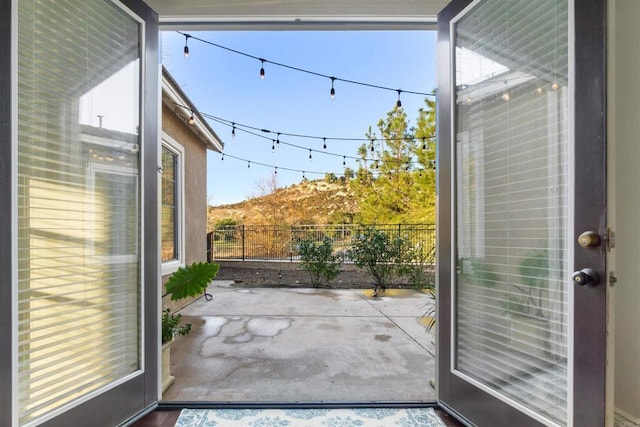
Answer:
[{"left": 174, "top": 408, "right": 446, "bottom": 427}]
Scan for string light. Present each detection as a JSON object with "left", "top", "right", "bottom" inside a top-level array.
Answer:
[
  {"left": 259, "top": 59, "right": 265, "bottom": 80},
  {"left": 330, "top": 77, "right": 336, "bottom": 99},
  {"left": 188, "top": 111, "right": 195, "bottom": 125},
  {"left": 501, "top": 81, "right": 510, "bottom": 102},
  {"left": 176, "top": 32, "right": 434, "bottom": 98},
  {"left": 309, "top": 149, "right": 312, "bottom": 160},
  {"left": 323, "top": 138, "right": 327, "bottom": 150},
  {"left": 343, "top": 156, "right": 346, "bottom": 166},
  {"left": 272, "top": 140, "right": 275, "bottom": 151},
  {"left": 274, "top": 166, "right": 278, "bottom": 175},
  {"left": 422, "top": 137, "right": 426, "bottom": 150},
  {"left": 219, "top": 150, "right": 432, "bottom": 178},
  {"left": 169, "top": 100, "right": 438, "bottom": 169},
  {"left": 396, "top": 90, "right": 403, "bottom": 111},
  {"left": 183, "top": 34, "right": 190, "bottom": 58},
  {"left": 302, "top": 171, "right": 306, "bottom": 179},
  {"left": 221, "top": 153, "right": 224, "bottom": 161}
]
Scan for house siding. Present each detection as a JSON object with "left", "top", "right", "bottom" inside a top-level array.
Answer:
[{"left": 161, "top": 103, "right": 209, "bottom": 311}]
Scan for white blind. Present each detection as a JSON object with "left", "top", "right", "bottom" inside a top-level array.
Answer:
[
  {"left": 454, "top": 0, "right": 569, "bottom": 425},
  {"left": 17, "top": 1, "right": 142, "bottom": 425}
]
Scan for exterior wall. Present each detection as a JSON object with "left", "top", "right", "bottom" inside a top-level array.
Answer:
[
  {"left": 161, "top": 103, "right": 209, "bottom": 311},
  {"left": 609, "top": 1, "right": 640, "bottom": 425}
]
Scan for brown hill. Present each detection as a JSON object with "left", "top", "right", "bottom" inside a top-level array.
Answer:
[{"left": 207, "top": 179, "right": 358, "bottom": 229}]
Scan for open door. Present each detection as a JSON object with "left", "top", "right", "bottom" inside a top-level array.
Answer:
[
  {"left": 3, "top": 1, "right": 160, "bottom": 426},
  {"left": 436, "top": 0, "right": 606, "bottom": 426}
]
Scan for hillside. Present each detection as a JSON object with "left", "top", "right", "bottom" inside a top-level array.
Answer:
[{"left": 208, "top": 179, "right": 358, "bottom": 229}]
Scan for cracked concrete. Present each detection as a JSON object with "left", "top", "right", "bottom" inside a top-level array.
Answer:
[{"left": 162, "top": 282, "right": 436, "bottom": 403}]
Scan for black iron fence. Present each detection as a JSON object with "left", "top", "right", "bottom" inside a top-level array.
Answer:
[{"left": 207, "top": 224, "right": 436, "bottom": 262}]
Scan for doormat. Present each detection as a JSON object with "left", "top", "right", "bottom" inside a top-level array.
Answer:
[{"left": 174, "top": 407, "right": 446, "bottom": 427}]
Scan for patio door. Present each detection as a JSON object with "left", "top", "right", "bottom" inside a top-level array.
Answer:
[
  {"left": 6, "top": 0, "right": 160, "bottom": 426},
  {"left": 436, "top": 0, "right": 606, "bottom": 426}
]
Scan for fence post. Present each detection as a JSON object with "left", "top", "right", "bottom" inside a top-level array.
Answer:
[{"left": 242, "top": 224, "right": 245, "bottom": 261}]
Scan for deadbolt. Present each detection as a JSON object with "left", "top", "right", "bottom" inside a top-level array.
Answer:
[
  {"left": 572, "top": 268, "right": 599, "bottom": 286},
  {"left": 578, "top": 231, "right": 601, "bottom": 248}
]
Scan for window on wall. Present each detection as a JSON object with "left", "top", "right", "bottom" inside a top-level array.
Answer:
[{"left": 161, "top": 135, "right": 184, "bottom": 274}]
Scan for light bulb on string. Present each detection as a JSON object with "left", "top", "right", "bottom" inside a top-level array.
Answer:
[
  {"left": 259, "top": 59, "right": 265, "bottom": 80},
  {"left": 221, "top": 153, "right": 224, "bottom": 161},
  {"left": 231, "top": 123, "right": 236, "bottom": 138},
  {"left": 271, "top": 140, "right": 275, "bottom": 151},
  {"left": 422, "top": 137, "right": 427, "bottom": 150},
  {"left": 419, "top": 170, "right": 423, "bottom": 178},
  {"left": 188, "top": 111, "right": 195, "bottom": 125},
  {"left": 247, "top": 161, "right": 251, "bottom": 169},
  {"left": 501, "top": 81, "right": 510, "bottom": 102},
  {"left": 330, "top": 77, "right": 336, "bottom": 99},
  {"left": 274, "top": 167, "right": 278, "bottom": 175},
  {"left": 551, "top": 82, "right": 560, "bottom": 90},
  {"left": 276, "top": 133, "right": 280, "bottom": 145},
  {"left": 323, "top": 138, "right": 327, "bottom": 150},
  {"left": 302, "top": 171, "right": 306, "bottom": 180},
  {"left": 183, "top": 34, "right": 190, "bottom": 58},
  {"left": 309, "top": 149, "right": 312, "bottom": 161},
  {"left": 370, "top": 139, "right": 375, "bottom": 152},
  {"left": 396, "top": 90, "right": 403, "bottom": 111},
  {"left": 343, "top": 156, "right": 346, "bottom": 166}
]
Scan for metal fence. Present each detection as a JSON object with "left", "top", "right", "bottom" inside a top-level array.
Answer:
[{"left": 207, "top": 224, "right": 436, "bottom": 262}]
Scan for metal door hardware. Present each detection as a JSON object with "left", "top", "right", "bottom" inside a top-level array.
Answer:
[
  {"left": 578, "top": 231, "right": 601, "bottom": 248},
  {"left": 572, "top": 268, "right": 599, "bottom": 286}
]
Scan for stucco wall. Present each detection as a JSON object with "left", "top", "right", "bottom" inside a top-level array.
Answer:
[{"left": 162, "top": 102, "right": 209, "bottom": 311}]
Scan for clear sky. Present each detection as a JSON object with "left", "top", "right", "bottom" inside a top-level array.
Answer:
[{"left": 161, "top": 30, "right": 436, "bottom": 206}]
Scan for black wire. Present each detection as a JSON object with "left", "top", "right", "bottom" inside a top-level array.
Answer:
[{"left": 178, "top": 31, "right": 435, "bottom": 98}]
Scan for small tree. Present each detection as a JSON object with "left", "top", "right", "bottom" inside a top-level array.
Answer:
[
  {"left": 348, "top": 228, "right": 409, "bottom": 295},
  {"left": 298, "top": 237, "right": 342, "bottom": 287}
]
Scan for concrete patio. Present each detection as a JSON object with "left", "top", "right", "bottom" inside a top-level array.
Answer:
[{"left": 162, "top": 281, "right": 436, "bottom": 403}]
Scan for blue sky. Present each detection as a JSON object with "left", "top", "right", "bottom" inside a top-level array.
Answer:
[{"left": 161, "top": 31, "right": 436, "bottom": 205}]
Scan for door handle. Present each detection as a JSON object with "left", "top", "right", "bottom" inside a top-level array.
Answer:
[{"left": 572, "top": 268, "right": 599, "bottom": 286}]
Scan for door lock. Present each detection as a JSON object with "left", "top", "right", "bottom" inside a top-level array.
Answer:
[
  {"left": 572, "top": 268, "right": 599, "bottom": 286},
  {"left": 578, "top": 231, "right": 601, "bottom": 248}
]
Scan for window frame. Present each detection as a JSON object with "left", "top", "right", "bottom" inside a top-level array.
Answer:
[{"left": 160, "top": 132, "right": 185, "bottom": 276}]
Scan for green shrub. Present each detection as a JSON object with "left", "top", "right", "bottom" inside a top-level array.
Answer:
[
  {"left": 162, "top": 309, "right": 191, "bottom": 343},
  {"left": 298, "top": 237, "right": 342, "bottom": 287},
  {"left": 348, "top": 228, "right": 410, "bottom": 292},
  {"left": 398, "top": 244, "right": 436, "bottom": 291}
]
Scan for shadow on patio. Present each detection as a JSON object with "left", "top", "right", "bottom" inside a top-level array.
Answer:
[{"left": 162, "top": 281, "right": 436, "bottom": 403}]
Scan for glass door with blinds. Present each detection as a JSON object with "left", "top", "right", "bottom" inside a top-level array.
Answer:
[
  {"left": 437, "top": 0, "right": 607, "bottom": 426},
  {"left": 14, "top": 0, "right": 159, "bottom": 426}
]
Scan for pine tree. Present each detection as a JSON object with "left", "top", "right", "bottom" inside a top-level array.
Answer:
[{"left": 349, "top": 97, "right": 436, "bottom": 224}]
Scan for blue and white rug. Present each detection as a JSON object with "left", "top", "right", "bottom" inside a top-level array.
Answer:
[{"left": 174, "top": 408, "right": 446, "bottom": 427}]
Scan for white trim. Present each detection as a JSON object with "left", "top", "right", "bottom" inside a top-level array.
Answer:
[
  {"left": 160, "top": 132, "right": 186, "bottom": 277},
  {"left": 161, "top": 77, "right": 223, "bottom": 152}
]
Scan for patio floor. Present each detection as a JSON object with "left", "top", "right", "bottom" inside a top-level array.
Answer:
[{"left": 162, "top": 281, "right": 436, "bottom": 403}]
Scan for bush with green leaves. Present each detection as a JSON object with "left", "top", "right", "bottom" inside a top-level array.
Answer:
[
  {"left": 398, "top": 244, "right": 436, "bottom": 291},
  {"left": 162, "top": 309, "right": 191, "bottom": 343},
  {"left": 347, "top": 228, "right": 410, "bottom": 292},
  {"left": 297, "top": 237, "right": 342, "bottom": 287},
  {"left": 162, "top": 262, "right": 220, "bottom": 342}
]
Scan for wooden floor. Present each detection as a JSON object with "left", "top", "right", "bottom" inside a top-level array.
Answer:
[{"left": 131, "top": 407, "right": 464, "bottom": 426}]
